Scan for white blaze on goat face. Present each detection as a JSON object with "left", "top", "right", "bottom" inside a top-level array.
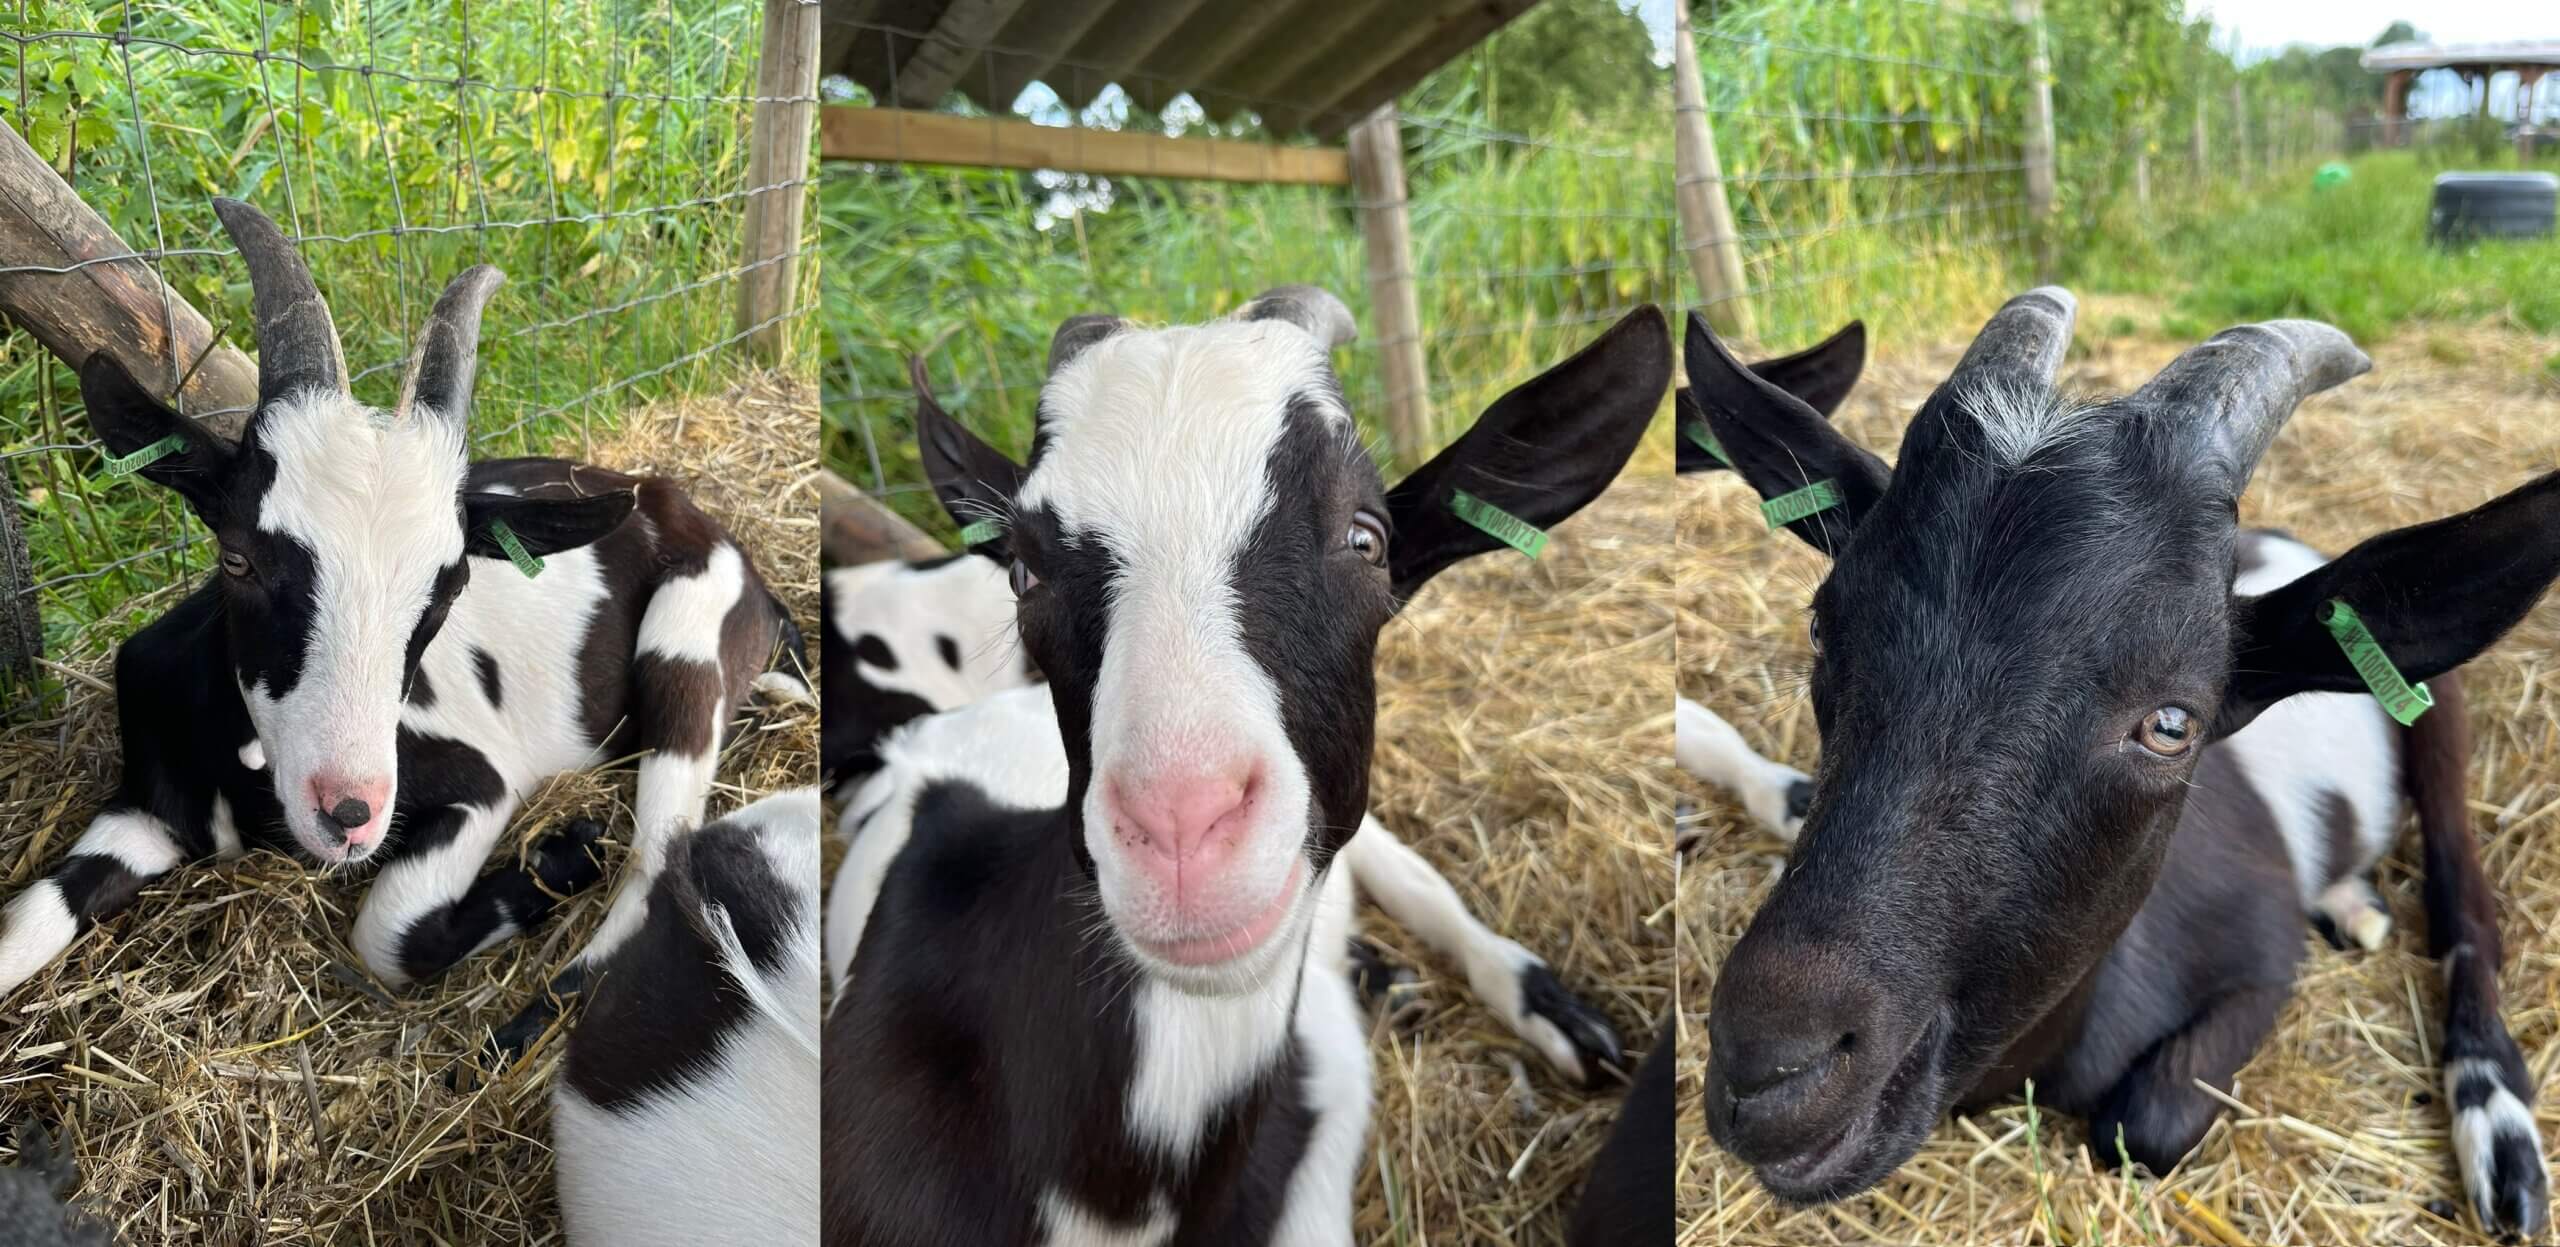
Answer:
[
  {"left": 1017, "top": 320, "right": 1351, "bottom": 993},
  {"left": 241, "top": 390, "right": 471, "bottom": 863}
]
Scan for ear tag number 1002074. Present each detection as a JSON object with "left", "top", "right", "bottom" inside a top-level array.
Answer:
[
  {"left": 2319, "top": 597, "right": 2432, "bottom": 725},
  {"left": 486, "top": 519, "right": 545, "bottom": 579}
]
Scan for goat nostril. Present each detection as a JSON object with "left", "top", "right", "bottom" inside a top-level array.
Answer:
[
  {"left": 1837, "top": 1031, "right": 1857, "bottom": 1055},
  {"left": 326, "top": 798, "right": 371, "bottom": 831}
]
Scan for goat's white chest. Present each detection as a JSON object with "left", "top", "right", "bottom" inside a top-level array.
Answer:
[{"left": 400, "top": 547, "right": 613, "bottom": 791}]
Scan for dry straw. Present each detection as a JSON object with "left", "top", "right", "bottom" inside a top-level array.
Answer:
[
  {"left": 0, "top": 372, "right": 817, "bottom": 1244},
  {"left": 1680, "top": 295, "right": 2560, "bottom": 1246},
  {"left": 1356, "top": 446, "right": 1680, "bottom": 1246}
]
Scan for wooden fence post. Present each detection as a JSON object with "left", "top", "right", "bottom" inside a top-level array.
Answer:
[
  {"left": 0, "top": 120, "right": 258, "bottom": 439},
  {"left": 1672, "top": 3, "right": 1750, "bottom": 338},
  {"left": 737, "top": 0, "right": 821, "bottom": 363},
  {"left": 818, "top": 472, "right": 948, "bottom": 566},
  {"left": 2012, "top": 0, "right": 2058, "bottom": 278},
  {"left": 1347, "top": 104, "right": 1430, "bottom": 467},
  {"left": 2191, "top": 88, "right": 2210, "bottom": 186}
]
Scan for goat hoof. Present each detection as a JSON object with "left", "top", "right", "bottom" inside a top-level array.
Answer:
[
  {"left": 533, "top": 817, "right": 610, "bottom": 896},
  {"left": 1345, "top": 936, "right": 1422, "bottom": 1022},
  {"left": 1516, "top": 963, "right": 1626, "bottom": 1090}
]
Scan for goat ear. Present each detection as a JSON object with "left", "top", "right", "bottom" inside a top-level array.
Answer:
[
  {"left": 2219, "top": 472, "right": 2560, "bottom": 734},
  {"left": 910, "top": 356, "right": 1023, "bottom": 560},
  {"left": 1683, "top": 311, "right": 1889, "bottom": 556},
  {"left": 79, "top": 353, "right": 237, "bottom": 521},
  {"left": 463, "top": 489, "right": 635, "bottom": 559},
  {"left": 1674, "top": 320, "right": 1868, "bottom": 476},
  {"left": 1382, "top": 305, "right": 1669, "bottom": 602}
]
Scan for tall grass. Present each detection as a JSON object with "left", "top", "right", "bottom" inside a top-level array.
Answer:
[{"left": 1, "top": 0, "right": 805, "bottom": 702}]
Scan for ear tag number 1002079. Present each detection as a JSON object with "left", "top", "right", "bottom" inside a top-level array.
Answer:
[{"left": 96, "top": 435, "right": 189, "bottom": 481}]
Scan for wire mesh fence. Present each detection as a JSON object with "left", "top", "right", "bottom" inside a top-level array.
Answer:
[
  {"left": 1681, "top": 0, "right": 2354, "bottom": 354},
  {"left": 0, "top": 0, "right": 818, "bottom": 711},
  {"left": 818, "top": 12, "right": 1682, "bottom": 539}
]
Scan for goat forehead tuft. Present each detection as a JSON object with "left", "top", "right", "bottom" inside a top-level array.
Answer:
[
  {"left": 1952, "top": 377, "right": 2109, "bottom": 468},
  {"left": 254, "top": 389, "right": 470, "bottom": 558},
  {"left": 1019, "top": 321, "right": 1355, "bottom": 540}
]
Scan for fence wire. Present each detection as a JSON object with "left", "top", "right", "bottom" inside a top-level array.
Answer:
[
  {"left": 1680, "top": 0, "right": 2354, "bottom": 355},
  {"left": 818, "top": 13, "right": 1683, "bottom": 539},
  {"left": 0, "top": 0, "right": 818, "bottom": 712}
]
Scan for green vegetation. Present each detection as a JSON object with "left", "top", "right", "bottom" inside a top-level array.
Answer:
[
  {"left": 822, "top": 0, "right": 1676, "bottom": 538},
  {"left": 2070, "top": 148, "right": 2560, "bottom": 342},
  {"left": 1, "top": 0, "right": 804, "bottom": 697}
]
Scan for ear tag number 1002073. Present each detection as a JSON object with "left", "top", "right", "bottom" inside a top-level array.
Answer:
[
  {"left": 1448, "top": 489, "right": 1547, "bottom": 561},
  {"left": 2319, "top": 597, "right": 2432, "bottom": 726}
]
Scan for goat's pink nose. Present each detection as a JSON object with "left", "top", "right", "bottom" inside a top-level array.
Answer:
[
  {"left": 1108, "top": 765, "right": 1258, "bottom": 882},
  {"left": 308, "top": 774, "right": 391, "bottom": 846}
]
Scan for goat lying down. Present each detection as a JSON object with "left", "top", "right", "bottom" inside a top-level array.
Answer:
[
  {"left": 0, "top": 200, "right": 805, "bottom": 1044},
  {"left": 553, "top": 788, "right": 821, "bottom": 1247},
  {"left": 1692, "top": 291, "right": 2560, "bottom": 1237},
  {"left": 821, "top": 289, "right": 1667, "bottom": 1245}
]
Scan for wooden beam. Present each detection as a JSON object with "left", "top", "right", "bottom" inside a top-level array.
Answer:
[
  {"left": 820, "top": 106, "right": 1351, "bottom": 185},
  {"left": 0, "top": 119, "right": 257, "bottom": 440},
  {"left": 1347, "top": 105, "right": 1429, "bottom": 467},
  {"left": 1293, "top": 0, "right": 1544, "bottom": 136},
  {"left": 737, "top": 0, "right": 821, "bottom": 362},
  {"left": 893, "top": 0, "right": 1035, "bottom": 108},
  {"left": 1671, "top": 5, "right": 1750, "bottom": 338}
]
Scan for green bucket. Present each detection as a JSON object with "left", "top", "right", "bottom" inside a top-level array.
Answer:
[{"left": 2314, "top": 162, "right": 2351, "bottom": 191}]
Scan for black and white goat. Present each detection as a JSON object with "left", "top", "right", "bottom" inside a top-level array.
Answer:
[
  {"left": 821, "top": 289, "right": 1666, "bottom": 1244},
  {"left": 0, "top": 200, "right": 803, "bottom": 1018},
  {"left": 553, "top": 787, "right": 819, "bottom": 1246},
  {"left": 820, "top": 552, "right": 1031, "bottom": 793},
  {"left": 1692, "top": 290, "right": 2560, "bottom": 1236}
]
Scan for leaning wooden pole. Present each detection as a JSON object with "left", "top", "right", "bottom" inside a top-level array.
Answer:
[
  {"left": 736, "top": 0, "right": 821, "bottom": 362},
  {"left": 0, "top": 119, "right": 258, "bottom": 438},
  {"left": 817, "top": 472, "right": 947, "bottom": 567},
  {"left": 1672, "top": 4, "right": 1751, "bottom": 338},
  {"left": 1346, "top": 104, "right": 1431, "bottom": 467}
]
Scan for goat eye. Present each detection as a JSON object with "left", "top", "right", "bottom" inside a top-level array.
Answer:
[
  {"left": 219, "top": 550, "right": 252, "bottom": 579},
  {"left": 1808, "top": 613, "right": 1823, "bottom": 653},
  {"left": 1346, "top": 512, "right": 1387, "bottom": 567},
  {"left": 2136, "top": 707, "right": 2195, "bottom": 757},
  {"left": 1009, "top": 560, "right": 1040, "bottom": 596}
]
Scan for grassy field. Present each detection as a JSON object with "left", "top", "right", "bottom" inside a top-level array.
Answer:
[
  {"left": 0, "top": 0, "right": 812, "bottom": 703},
  {"left": 2072, "top": 147, "right": 2560, "bottom": 346}
]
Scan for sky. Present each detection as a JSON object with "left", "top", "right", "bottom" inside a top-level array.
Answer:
[{"left": 2191, "top": 0, "right": 2549, "bottom": 58}]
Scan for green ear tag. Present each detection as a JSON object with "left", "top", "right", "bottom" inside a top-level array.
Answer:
[
  {"left": 956, "top": 519, "right": 1004, "bottom": 548},
  {"left": 1448, "top": 489, "right": 1547, "bottom": 560},
  {"left": 96, "top": 435, "right": 189, "bottom": 480},
  {"left": 1761, "top": 479, "right": 1842, "bottom": 529},
  {"left": 487, "top": 519, "right": 545, "bottom": 579},
  {"left": 1682, "top": 422, "right": 1732, "bottom": 467},
  {"left": 2319, "top": 598, "right": 2432, "bottom": 725}
]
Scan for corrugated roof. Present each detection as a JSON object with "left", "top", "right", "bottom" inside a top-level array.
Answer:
[
  {"left": 2362, "top": 40, "right": 2560, "bottom": 72},
  {"left": 821, "top": 0, "right": 1548, "bottom": 137}
]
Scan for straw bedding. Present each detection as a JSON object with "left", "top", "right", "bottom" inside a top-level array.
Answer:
[
  {"left": 0, "top": 371, "right": 817, "bottom": 1245},
  {"left": 1679, "top": 296, "right": 2560, "bottom": 1246}
]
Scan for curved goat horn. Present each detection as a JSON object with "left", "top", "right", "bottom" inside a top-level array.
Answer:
[
  {"left": 397, "top": 265, "right": 506, "bottom": 424},
  {"left": 2133, "top": 319, "right": 2371, "bottom": 491},
  {"left": 212, "top": 198, "right": 347, "bottom": 405},
  {"left": 1237, "top": 284, "right": 1358, "bottom": 351},
  {"left": 1948, "top": 286, "right": 2077, "bottom": 389}
]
